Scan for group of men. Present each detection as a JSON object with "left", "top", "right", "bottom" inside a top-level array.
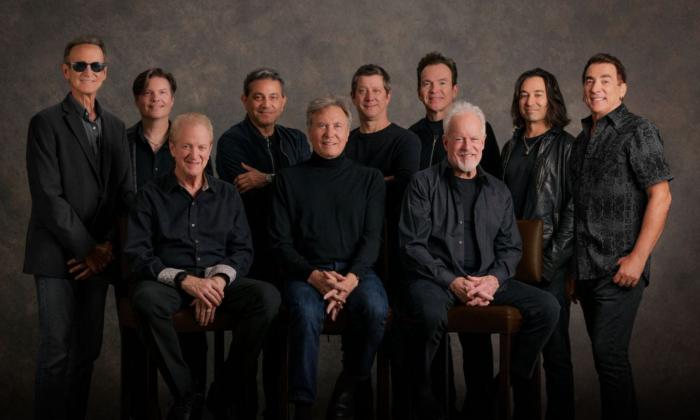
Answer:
[{"left": 25, "top": 35, "right": 671, "bottom": 420}]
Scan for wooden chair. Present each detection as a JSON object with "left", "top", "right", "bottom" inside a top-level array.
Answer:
[
  {"left": 116, "top": 296, "right": 233, "bottom": 420},
  {"left": 443, "top": 218, "right": 544, "bottom": 420}
]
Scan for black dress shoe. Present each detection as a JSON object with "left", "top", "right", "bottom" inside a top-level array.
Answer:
[
  {"left": 354, "top": 377, "right": 374, "bottom": 420},
  {"left": 205, "top": 382, "right": 233, "bottom": 420},
  {"left": 167, "top": 392, "right": 204, "bottom": 420},
  {"left": 326, "top": 372, "right": 356, "bottom": 420}
]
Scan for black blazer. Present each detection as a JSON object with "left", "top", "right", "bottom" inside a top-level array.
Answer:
[{"left": 24, "top": 94, "right": 134, "bottom": 277}]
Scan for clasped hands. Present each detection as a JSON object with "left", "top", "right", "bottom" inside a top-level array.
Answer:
[
  {"left": 449, "top": 274, "right": 499, "bottom": 306},
  {"left": 182, "top": 275, "right": 227, "bottom": 326},
  {"left": 307, "top": 270, "right": 359, "bottom": 321},
  {"left": 67, "top": 241, "right": 114, "bottom": 280}
]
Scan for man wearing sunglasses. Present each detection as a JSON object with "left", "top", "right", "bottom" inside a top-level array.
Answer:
[{"left": 24, "top": 36, "right": 133, "bottom": 420}]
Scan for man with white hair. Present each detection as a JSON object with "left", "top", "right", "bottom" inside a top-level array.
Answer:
[{"left": 398, "top": 101, "right": 559, "bottom": 419}]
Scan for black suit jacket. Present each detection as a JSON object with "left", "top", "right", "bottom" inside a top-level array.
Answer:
[{"left": 24, "top": 93, "right": 134, "bottom": 277}]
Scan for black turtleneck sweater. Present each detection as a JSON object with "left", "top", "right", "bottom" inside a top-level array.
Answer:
[{"left": 269, "top": 153, "right": 385, "bottom": 280}]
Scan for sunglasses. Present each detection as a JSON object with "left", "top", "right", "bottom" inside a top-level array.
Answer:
[{"left": 67, "top": 61, "right": 107, "bottom": 73}]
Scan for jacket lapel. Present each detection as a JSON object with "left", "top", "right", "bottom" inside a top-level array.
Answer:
[{"left": 62, "top": 100, "right": 100, "bottom": 181}]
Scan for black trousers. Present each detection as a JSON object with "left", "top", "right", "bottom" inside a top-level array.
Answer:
[
  {"left": 131, "top": 277, "right": 281, "bottom": 418},
  {"left": 401, "top": 277, "right": 559, "bottom": 419},
  {"left": 577, "top": 276, "right": 644, "bottom": 420}
]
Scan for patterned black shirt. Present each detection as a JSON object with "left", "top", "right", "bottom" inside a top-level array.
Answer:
[{"left": 570, "top": 104, "right": 672, "bottom": 282}]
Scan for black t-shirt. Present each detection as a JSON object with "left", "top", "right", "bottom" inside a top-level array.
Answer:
[
  {"left": 504, "top": 132, "right": 545, "bottom": 218},
  {"left": 454, "top": 176, "right": 480, "bottom": 273}
]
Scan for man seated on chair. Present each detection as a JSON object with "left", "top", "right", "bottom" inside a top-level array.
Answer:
[
  {"left": 126, "top": 112, "right": 281, "bottom": 420},
  {"left": 398, "top": 100, "right": 559, "bottom": 420},
  {"left": 269, "top": 96, "right": 388, "bottom": 420}
]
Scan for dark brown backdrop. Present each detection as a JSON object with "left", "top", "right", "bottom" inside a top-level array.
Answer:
[{"left": 2, "top": 1, "right": 698, "bottom": 418}]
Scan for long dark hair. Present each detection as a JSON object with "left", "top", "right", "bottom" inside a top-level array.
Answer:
[{"left": 510, "top": 68, "right": 570, "bottom": 129}]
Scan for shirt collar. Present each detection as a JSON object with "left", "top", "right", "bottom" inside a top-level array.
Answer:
[
  {"left": 581, "top": 103, "right": 628, "bottom": 132},
  {"left": 164, "top": 171, "right": 215, "bottom": 194},
  {"left": 439, "top": 159, "right": 490, "bottom": 186},
  {"left": 68, "top": 92, "right": 103, "bottom": 122}
]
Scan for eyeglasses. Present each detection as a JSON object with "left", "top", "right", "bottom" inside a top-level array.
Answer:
[{"left": 67, "top": 61, "right": 107, "bottom": 73}]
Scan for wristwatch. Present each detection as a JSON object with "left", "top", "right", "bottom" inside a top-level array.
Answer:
[
  {"left": 265, "top": 173, "right": 275, "bottom": 184},
  {"left": 173, "top": 271, "right": 187, "bottom": 289}
]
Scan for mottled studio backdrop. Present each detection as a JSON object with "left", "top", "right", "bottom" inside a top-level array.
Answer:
[{"left": 1, "top": 0, "right": 698, "bottom": 419}]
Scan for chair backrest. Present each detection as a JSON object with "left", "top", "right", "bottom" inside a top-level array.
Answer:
[{"left": 515, "top": 219, "right": 543, "bottom": 284}]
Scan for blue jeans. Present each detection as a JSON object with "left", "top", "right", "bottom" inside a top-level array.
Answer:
[
  {"left": 284, "top": 264, "right": 388, "bottom": 403},
  {"left": 34, "top": 275, "right": 109, "bottom": 420}
]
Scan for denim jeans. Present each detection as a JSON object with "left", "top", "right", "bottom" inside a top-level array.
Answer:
[
  {"left": 34, "top": 275, "right": 109, "bottom": 420},
  {"left": 284, "top": 264, "right": 388, "bottom": 403}
]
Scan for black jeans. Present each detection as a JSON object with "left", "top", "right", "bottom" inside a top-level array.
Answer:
[
  {"left": 577, "top": 276, "right": 644, "bottom": 420},
  {"left": 401, "top": 277, "right": 559, "bottom": 419},
  {"left": 131, "top": 277, "right": 281, "bottom": 418},
  {"left": 34, "top": 274, "right": 110, "bottom": 420}
]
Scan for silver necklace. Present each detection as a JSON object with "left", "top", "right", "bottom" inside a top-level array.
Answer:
[{"left": 522, "top": 135, "right": 542, "bottom": 156}]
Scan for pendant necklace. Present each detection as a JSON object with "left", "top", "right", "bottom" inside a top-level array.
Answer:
[{"left": 522, "top": 135, "right": 542, "bottom": 156}]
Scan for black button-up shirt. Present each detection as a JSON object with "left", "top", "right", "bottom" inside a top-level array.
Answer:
[
  {"left": 399, "top": 160, "right": 522, "bottom": 288},
  {"left": 571, "top": 104, "right": 672, "bottom": 282},
  {"left": 68, "top": 93, "right": 102, "bottom": 160},
  {"left": 127, "top": 121, "right": 176, "bottom": 191},
  {"left": 125, "top": 172, "right": 253, "bottom": 286}
]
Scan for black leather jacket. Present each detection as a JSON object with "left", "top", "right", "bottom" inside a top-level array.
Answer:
[{"left": 501, "top": 126, "right": 575, "bottom": 282}]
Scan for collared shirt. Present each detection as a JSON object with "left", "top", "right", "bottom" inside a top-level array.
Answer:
[
  {"left": 399, "top": 160, "right": 522, "bottom": 288},
  {"left": 126, "top": 121, "right": 175, "bottom": 191},
  {"left": 571, "top": 104, "right": 672, "bottom": 281},
  {"left": 125, "top": 171, "right": 253, "bottom": 287},
  {"left": 68, "top": 93, "right": 102, "bottom": 160}
]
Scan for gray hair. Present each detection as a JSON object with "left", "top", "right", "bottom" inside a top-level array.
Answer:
[
  {"left": 63, "top": 35, "right": 106, "bottom": 61},
  {"left": 305, "top": 96, "right": 353, "bottom": 128},
  {"left": 443, "top": 100, "right": 486, "bottom": 138},
  {"left": 170, "top": 113, "right": 214, "bottom": 144},
  {"left": 243, "top": 67, "right": 285, "bottom": 96}
]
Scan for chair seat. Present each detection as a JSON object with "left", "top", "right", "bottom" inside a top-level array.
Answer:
[
  {"left": 447, "top": 305, "right": 522, "bottom": 334},
  {"left": 117, "top": 296, "right": 234, "bottom": 333}
]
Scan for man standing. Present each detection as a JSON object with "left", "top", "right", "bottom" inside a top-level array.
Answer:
[
  {"left": 346, "top": 63, "right": 421, "bottom": 226},
  {"left": 24, "top": 36, "right": 133, "bottom": 420},
  {"left": 216, "top": 68, "right": 311, "bottom": 282},
  {"left": 399, "top": 101, "right": 559, "bottom": 420},
  {"left": 270, "top": 97, "right": 387, "bottom": 420},
  {"left": 127, "top": 113, "right": 280, "bottom": 420},
  {"left": 410, "top": 51, "right": 501, "bottom": 176},
  {"left": 501, "top": 68, "right": 576, "bottom": 419},
  {"left": 571, "top": 53, "right": 672, "bottom": 420},
  {"left": 216, "top": 68, "right": 310, "bottom": 419},
  {"left": 346, "top": 62, "right": 421, "bottom": 419}
]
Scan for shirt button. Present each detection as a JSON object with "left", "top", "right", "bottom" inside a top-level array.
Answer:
[
  {"left": 197, "top": 257, "right": 201, "bottom": 261},
  {"left": 191, "top": 223, "right": 196, "bottom": 227},
  {"left": 458, "top": 240, "right": 463, "bottom": 245},
  {"left": 154, "top": 167, "right": 159, "bottom": 172},
  {"left": 195, "top": 239, "right": 199, "bottom": 244},
  {"left": 458, "top": 220, "right": 463, "bottom": 225}
]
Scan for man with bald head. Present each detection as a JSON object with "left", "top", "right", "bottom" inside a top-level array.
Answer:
[
  {"left": 126, "top": 113, "right": 280, "bottom": 420},
  {"left": 399, "top": 101, "right": 559, "bottom": 419}
]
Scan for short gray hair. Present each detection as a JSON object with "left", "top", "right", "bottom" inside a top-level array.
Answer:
[
  {"left": 170, "top": 113, "right": 214, "bottom": 144},
  {"left": 63, "top": 35, "right": 106, "bottom": 61},
  {"left": 306, "top": 96, "right": 353, "bottom": 128},
  {"left": 443, "top": 100, "right": 486, "bottom": 138}
]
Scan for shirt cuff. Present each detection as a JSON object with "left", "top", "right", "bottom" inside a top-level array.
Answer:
[
  {"left": 157, "top": 268, "right": 186, "bottom": 287},
  {"left": 205, "top": 264, "right": 237, "bottom": 286}
]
